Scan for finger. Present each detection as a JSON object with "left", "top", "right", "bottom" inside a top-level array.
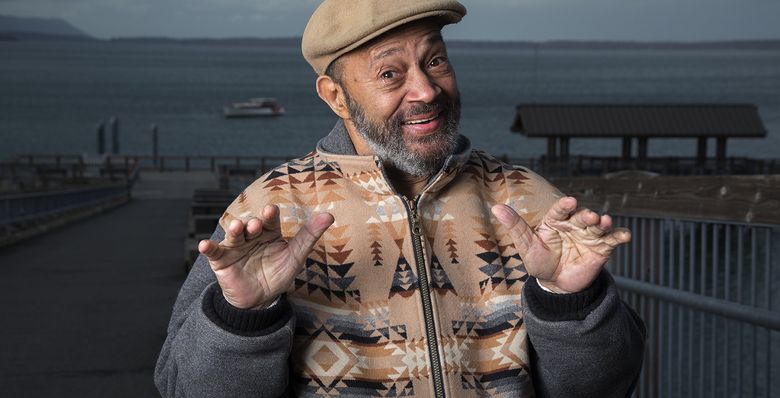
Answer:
[
  {"left": 288, "top": 212, "right": 335, "bottom": 264},
  {"left": 570, "top": 208, "right": 600, "bottom": 229},
  {"left": 586, "top": 214, "right": 613, "bottom": 237},
  {"left": 545, "top": 196, "right": 577, "bottom": 222},
  {"left": 601, "top": 227, "right": 632, "bottom": 247},
  {"left": 198, "top": 239, "right": 226, "bottom": 267},
  {"left": 261, "top": 205, "right": 282, "bottom": 234},
  {"left": 491, "top": 204, "right": 535, "bottom": 259},
  {"left": 244, "top": 217, "right": 264, "bottom": 240},
  {"left": 223, "top": 219, "right": 247, "bottom": 246}
]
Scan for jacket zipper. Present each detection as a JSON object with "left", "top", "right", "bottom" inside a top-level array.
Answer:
[{"left": 402, "top": 195, "right": 445, "bottom": 398}]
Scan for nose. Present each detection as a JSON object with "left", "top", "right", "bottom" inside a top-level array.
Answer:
[{"left": 405, "top": 66, "right": 441, "bottom": 104}]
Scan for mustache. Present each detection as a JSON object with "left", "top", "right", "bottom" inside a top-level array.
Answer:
[{"left": 392, "top": 99, "right": 451, "bottom": 125}]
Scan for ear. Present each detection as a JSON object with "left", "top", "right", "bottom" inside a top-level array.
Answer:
[{"left": 316, "top": 76, "right": 351, "bottom": 120}]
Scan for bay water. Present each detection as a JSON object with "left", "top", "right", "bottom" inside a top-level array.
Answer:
[{"left": 1, "top": 40, "right": 779, "bottom": 161}]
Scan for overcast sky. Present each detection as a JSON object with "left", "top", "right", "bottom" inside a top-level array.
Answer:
[{"left": 2, "top": 0, "right": 779, "bottom": 41}]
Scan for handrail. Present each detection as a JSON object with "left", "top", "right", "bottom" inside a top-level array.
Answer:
[
  {"left": 11, "top": 153, "right": 780, "bottom": 176},
  {"left": 1, "top": 183, "right": 130, "bottom": 225},
  {"left": 0, "top": 182, "right": 127, "bottom": 201},
  {"left": 614, "top": 276, "right": 780, "bottom": 331}
]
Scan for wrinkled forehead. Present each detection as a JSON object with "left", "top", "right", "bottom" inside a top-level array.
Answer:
[{"left": 346, "top": 19, "right": 447, "bottom": 67}]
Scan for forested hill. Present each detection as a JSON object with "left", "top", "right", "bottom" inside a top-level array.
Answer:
[{"left": 0, "top": 14, "right": 92, "bottom": 40}]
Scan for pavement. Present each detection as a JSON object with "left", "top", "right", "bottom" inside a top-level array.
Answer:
[{"left": 0, "top": 171, "right": 219, "bottom": 397}]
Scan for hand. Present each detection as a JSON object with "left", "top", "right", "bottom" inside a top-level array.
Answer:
[
  {"left": 491, "top": 197, "right": 630, "bottom": 294},
  {"left": 198, "top": 205, "right": 334, "bottom": 309}
]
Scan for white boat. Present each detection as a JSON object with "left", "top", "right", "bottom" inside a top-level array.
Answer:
[{"left": 223, "top": 98, "right": 285, "bottom": 118}]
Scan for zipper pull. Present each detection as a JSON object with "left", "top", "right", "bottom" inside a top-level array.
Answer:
[{"left": 406, "top": 195, "right": 423, "bottom": 236}]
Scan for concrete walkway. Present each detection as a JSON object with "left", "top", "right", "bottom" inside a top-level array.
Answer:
[{"left": 0, "top": 171, "right": 219, "bottom": 397}]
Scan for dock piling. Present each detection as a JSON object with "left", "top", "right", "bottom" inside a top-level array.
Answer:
[
  {"left": 151, "top": 124, "right": 159, "bottom": 166},
  {"left": 96, "top": 122, "right": 105, "bottom": 155},
  {"left": 110, "top": 116, "right": 120, "bottom": 155}
]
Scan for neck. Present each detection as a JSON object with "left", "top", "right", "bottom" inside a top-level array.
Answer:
[
  {"left": 385, "top": 167, "right": 430, "bottom": 199},
  {"left": 343, "top": 118, "right": 430, "bottom": 198}
]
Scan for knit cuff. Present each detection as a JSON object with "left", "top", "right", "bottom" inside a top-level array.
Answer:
[
  {"left": 202, "top": 284, "right": 290, "bottom": 337},
  {"left": 524, "top": 270, "right": 609, "bottom": 322}
]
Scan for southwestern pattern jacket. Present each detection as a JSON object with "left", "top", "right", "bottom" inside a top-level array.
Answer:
[{"left": 155, "top": 122, "right": 646, "bottom": 398}]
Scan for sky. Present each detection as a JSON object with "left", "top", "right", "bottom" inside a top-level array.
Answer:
[{"left": 1, "top": 0, "right": 779, "bottom": 41}]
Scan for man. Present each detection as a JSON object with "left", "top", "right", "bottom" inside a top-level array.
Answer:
[{"left": 155, "top": 1, "right": 645, "bottom": 397}]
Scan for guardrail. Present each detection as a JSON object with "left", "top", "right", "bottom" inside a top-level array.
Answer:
[
  {"left": 1, "top": 158, "right": 139, "bottom": 245},
  {"left": 15, "top": 154, "right": 780, "bottom": 178},
  {"left": 504, "top": 156, "right": 780, "bottom": 177},
  {"left": 103, "top": 155, "right": 294, "bottom": 173},
  {"left": 0, "top": 183, "right": 131, "bottom": 226},
  {"left": 610, "top": 214, "right": 778, "bottom": 398}
]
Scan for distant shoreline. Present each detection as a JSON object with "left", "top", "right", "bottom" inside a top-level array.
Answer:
[
  {"left": 2, "top": 31, "right": 779, "bottom": 50},
  {"left": 111, "top": 37, "right": 780, "bottom": 50}
]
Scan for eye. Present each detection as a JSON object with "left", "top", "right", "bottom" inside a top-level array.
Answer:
[
  {"left": 429, "top": 56, "right": 448, "bottom": 68},
  {"left": 381, "top": 70, "right": 396, "bottom": 79}
]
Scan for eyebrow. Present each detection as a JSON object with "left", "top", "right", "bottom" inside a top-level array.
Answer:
[
  {"left": 370, "top": 47, "right": 402, "bottom": 66},
  {"left": 426, "top": 32, "right": 444, "bottom": 47},
  {"left": 368, "top": 32, "right": 446, "bottom": 68}
]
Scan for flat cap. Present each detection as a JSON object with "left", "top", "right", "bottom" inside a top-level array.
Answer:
[{"left": 302, "top": 0, "right": 467, "bottom": 75}]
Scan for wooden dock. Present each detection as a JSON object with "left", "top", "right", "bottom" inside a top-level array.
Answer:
[{"left": 0, "top": 170, "right": 219, "bottom": 396}]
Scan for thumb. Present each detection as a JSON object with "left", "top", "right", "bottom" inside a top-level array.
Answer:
[
  {"left": 289, "top": 212, "right": 335, "bottom": 263},
  {"left": 491, "top": 204, "right": 535, "bottom": 259}
]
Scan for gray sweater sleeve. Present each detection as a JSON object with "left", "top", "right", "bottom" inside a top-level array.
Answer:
[
  {"left": 522, "top": 271, "right": 647, "bottom": 398},
  {"left": 154, "top": 226, "right": 295, "bottom": 398}
]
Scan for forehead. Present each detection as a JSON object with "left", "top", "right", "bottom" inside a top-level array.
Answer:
[{"left": 353, "top": 19, "right": 446, "bottom": 63}]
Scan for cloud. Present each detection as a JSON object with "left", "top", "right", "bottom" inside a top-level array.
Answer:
[{"left": 1, "top": 0, "right": 779, "bottom": 40}]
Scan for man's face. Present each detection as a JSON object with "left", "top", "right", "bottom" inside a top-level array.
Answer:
[{"left": 337, "top": 20, "right": 461, "bottom": 177}]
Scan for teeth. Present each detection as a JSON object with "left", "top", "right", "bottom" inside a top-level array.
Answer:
[{"left": 404, "top": 115, "right": 437, "bottom": 125}]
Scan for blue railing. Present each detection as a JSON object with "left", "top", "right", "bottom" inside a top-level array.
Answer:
[
  {"left": 610, "top": 214, "right": 778, "bottom": 398},
  {"left": 0, "top": 184, "right": 130, "bottom": 226}
]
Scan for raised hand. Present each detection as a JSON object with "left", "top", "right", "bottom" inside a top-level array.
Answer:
[
  {"left": 491, "top": 197, "right": 631, "bottom": 294},
  {"left": 198, "top": 204, "right": 334, "bottom": 309}
]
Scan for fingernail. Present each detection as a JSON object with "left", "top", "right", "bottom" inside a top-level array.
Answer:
[{"left": 492, "top": 206, "right": 512, "bottom": 224}]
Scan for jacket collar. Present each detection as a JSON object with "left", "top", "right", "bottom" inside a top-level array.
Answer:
[{"left": 316, "top": 120, "right": 472, "bottom": 198}]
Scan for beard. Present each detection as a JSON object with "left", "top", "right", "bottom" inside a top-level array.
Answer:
[{"left": 343, "top": 89, "right": 461, "bottom": 177}]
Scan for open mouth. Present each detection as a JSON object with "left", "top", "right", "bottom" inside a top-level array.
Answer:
[{"left": 403, "top": 112, "right": 441, "bottom": 125}]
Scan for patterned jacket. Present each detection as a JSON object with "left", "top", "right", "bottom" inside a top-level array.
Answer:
[{"left": 155, "top": 122, "right": 646, "bottom": 398}]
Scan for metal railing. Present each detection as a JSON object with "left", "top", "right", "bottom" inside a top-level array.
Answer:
[
  {"left": 0, "top": 183, "right": 131, "bottom": 226},
  {"left": 14, "top": 154, "right": 779, "bottom": 178},
  {"left": 609, "top": 214, "right": 779, "bottom": 397},
  {"left": 494, "top": 155, "right": 780, "bottom": 177},
  {"left": 104, "top": 155, "right": 294, "bottom": 173}
]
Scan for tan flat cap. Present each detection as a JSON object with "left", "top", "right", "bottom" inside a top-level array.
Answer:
[{"left": 302, "top": 0, "right": 467, "bottom": 75}]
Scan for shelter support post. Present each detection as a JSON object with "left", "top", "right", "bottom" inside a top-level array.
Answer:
[
  {"left": 638, "top": 137, "right": 648, "bottom": 162},
  {"left": 622, "top": 138, "right": 632, "bottom": 161},
  {"left": 716, "top": 137, "right": 728, "bottom": 171},
  {"left": 697, "top": 137, "right": 707, "bottom": 164},
  {"left": 547, "top": 137, "right": 557, "bottom": 161},
  {"left": 559, "top": 137, "right": 570, "bottom": 162}
]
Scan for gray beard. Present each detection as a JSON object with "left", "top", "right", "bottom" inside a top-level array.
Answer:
[{"left": 343, "top": 89, "right": 461, "bottom": 177}]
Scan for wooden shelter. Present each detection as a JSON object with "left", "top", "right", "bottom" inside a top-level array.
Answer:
[{"left": 511, "top": 104, "right": 768, "bottom": 163}]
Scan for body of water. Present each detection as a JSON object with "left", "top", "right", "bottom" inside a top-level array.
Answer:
[{"left": 1, "top": 40, "right": 779, "bottom": 160}]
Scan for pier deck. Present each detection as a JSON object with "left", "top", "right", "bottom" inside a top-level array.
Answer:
[{"left": 0, "top": 171, "right": 218, "bottom": 397}]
